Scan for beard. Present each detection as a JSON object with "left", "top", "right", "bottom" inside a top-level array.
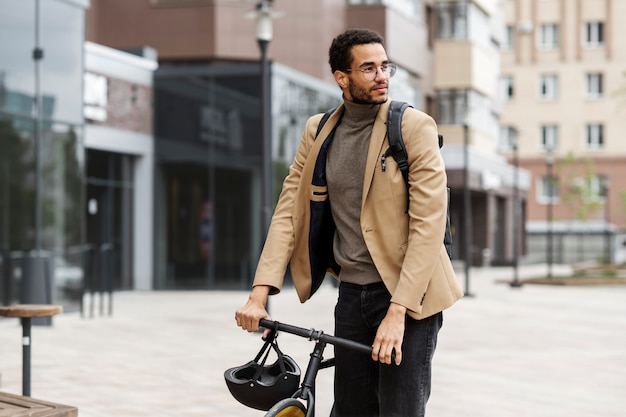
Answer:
[{"left": 348, "top": 81, "right": 388, "bottom": 104}]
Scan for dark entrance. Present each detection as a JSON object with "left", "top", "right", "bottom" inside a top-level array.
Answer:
[{"left": 85, "top": 149, "right": 134, "bottom": 290}]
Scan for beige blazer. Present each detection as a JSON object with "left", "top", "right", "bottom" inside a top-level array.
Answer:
[{"left": 253, "top": 99, "right": 463, "bottom": 319}]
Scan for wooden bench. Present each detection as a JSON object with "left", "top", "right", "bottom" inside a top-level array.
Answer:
[
  {"left": 0, "top": 305, "right": 63, "bottom": 397},
  {"left": 0, "top": 391, "right": 77, "bottom": 416}
]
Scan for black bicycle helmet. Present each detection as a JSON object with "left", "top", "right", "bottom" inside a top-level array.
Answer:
[{"left": 224, "top": 332, "right": 301, "bottom": 411}]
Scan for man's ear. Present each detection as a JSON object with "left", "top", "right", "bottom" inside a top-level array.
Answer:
[{"left": 333, "top": 70, "right": 348, "bottom": 89}]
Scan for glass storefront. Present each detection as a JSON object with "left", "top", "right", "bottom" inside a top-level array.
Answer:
[
  {"left": 153, "top": 63, "right": 340, "bottom": 290},
  {"left": 0, "top": 0, "right": 86, "bottom": 308}
]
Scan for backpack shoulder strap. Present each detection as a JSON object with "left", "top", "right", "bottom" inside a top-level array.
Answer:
[
  {"left": 383, "top": 100, "right": 412, "bottom": 187},
  {"left": 316, "top": 107, "right": 336, "bottom": 138}
]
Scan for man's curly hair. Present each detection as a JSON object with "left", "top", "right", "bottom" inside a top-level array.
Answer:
[{"left": 328, "top": 28, "right": 385, "bottom": 74}]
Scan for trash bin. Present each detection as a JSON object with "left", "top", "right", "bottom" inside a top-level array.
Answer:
[{"left": 19, "top": 252, "right": 54, "bottom": 326}]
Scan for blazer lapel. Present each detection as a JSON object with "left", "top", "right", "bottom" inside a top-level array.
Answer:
[{"left": 362, "top": 100, "right": 391, "bottom": 206}]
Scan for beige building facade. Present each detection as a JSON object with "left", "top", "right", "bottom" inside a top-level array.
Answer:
[{"left": 500, "top": 0, "right": 626, "bottom": 263}]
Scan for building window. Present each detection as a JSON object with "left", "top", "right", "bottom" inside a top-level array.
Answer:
[
  {"left": 503, "top": 25, "right": 515, "bottom": 50},
  {"left": 427, "top": 5, "right": 435, "bottom": 49},
  {"left": 570, "top": 175, "right": 607, "bottom": 203},
  {"left": 348, "top": 0, "right": 421, "bottom": 20},
  {"left": 388, "top": 64, "right": 420, "bottom": 108},
  {"left": 540, "top": 74, "right": 558, "bottom": 100},
  {"left": 436, "top": 89, "right": 467, "bottom": 124},
  {"left": 538, "top": 175, "right": 560, "bottom": 204},
  {"left": 540, "top": 125, "right": 558, "bottom": 150},
  {"left": 539, "top": 23, "right": 559, "bottom": 49},
  {"left": 590, "top": 175, "right": 608, "bottom": 202},
  {"left": 586, "top": 124, "right": 604, "bottom": 148},
  {"left": 585, "top": 22, "right": 604, "bottom": 47},
  {"left": 436, "top": 2, "right": 467, "bottom": 40},
  {"left": 499, "top": 126, "right": 517, "bottom": 150},
  {"left": 586, "top": 73, "right": 603, "bottom": 98},
  {"left": 500, "top": 76, "right": 514, "bottom": 100}
]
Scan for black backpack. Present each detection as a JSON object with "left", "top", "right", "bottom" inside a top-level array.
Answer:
[{"left": 316, "top": 100, "right": 453, "bottom": 258}]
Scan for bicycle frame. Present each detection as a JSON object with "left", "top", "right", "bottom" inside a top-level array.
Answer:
[{"left": 260, "top": 318, "right": 373, "bottom": 417}]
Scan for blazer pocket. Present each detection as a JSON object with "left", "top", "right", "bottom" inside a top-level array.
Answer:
[{"left": 311, "top": 185, "right": 328, "bottom": 202}]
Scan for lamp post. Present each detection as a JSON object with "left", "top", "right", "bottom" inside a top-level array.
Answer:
[
  {"left": 463, "top": 122, "right": 473, "bottom": 296},
  {"left": 247, "top": 0, "right": 281, "bottom": 314},
  {"left": 545, "top": 149, "right": 554, "bottom": 279},
  {"left": 254, "top": 0, "right": 274, "bottom": 239},
  {"left": 602, "top": 179, "right": 611, "bottom": 265},
  {"left": 510, "top": 131, "right": 521, "bottom": 288},
  {"left": 34, "top": 0, "right": 43, "bottom": 252}
]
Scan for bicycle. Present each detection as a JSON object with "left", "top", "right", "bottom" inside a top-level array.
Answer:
[{"left": 256, "top": 318, "right": 374, "bottom": 417}]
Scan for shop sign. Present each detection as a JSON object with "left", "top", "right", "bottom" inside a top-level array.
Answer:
[{"left": 84, "top": 72, "right": 108, "bottom": 122}]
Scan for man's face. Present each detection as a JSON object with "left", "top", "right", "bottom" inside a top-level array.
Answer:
[{"left": 342, "top": 43, "right": 390, "bottom": 104}]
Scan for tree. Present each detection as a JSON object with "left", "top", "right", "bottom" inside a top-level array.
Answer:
[{"left": 556, "top": 151, "right": 604, "bottom": 222}]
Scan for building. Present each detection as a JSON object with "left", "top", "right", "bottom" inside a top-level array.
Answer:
[
  {"left": 500, "top": 0, "right": 626, "bottom": 264},
  {"left": 0, "top": 0, "right": 161, "bottom": 311},
  {"left": 1, "top": 1, "right": 525, "bottom": 308},
  {"left": 83, "top": 42, "right": 158, "bottom": 292},
  {"left": 86, "top": 0, "right": 523, "bottom": 290},
  {"left": 433, "top": 0, "right": 529, "bottom": 267},
  {"left": 0, "top": 0, "right": 89, "bottom": 309}
]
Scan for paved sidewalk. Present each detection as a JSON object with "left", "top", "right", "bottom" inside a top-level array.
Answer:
[{"left": 0, "top": 265, "right": 625, "bottom": 417}]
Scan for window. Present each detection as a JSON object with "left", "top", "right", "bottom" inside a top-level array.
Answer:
[
  {"left": 590, "top": 175, "right": 608, "bottom": 202},
  {"left": 348, "top": 0, "right": 422, "bottom": 20},
  {"left": 499, "top": 126, "right": 518, "bottom": 150},
  {"left": 570, "top": 175, "right": 607, "bottom": 203},
  {"left": 539, "top": 24, "right": 559, "bottom": 49},
  {"left": 427, "top": 5, "right": 435, "bottom": 49},
  {"left": 388, "top": 65, "right": 420, "bottom": 109},
  {"left": 585, "top": 22, "right": 604, "bottom": 47},
  {"left": 436, "top": 2, "right": 467, "bottom": 40},
  {"left": 540, "top": 74, "right": 558, "bottom": 100},
  {"left": 538, "top": 175, "right": 560, "bottom": 204},
  {"left": 586, "top": 124, "right": 604, "bottom": 148},
  {"left": 500, "top": 76, "right": 514, "bottom": 100},
  {"left": 503, "top": 25, "right": 515, "bottom": 50},
  {"left": 586, "top": 73, "right": 603, "bottom": 98},
  {"left": 540, "top": 125, "right": 558, "bottom": 150},
  {"left": 436, "top": 89, "right": 467, "bottom": 124}
]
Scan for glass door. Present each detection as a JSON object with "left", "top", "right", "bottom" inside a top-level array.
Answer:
[{"left": 85, "top": 149, "right": 133, "bottom": 290}]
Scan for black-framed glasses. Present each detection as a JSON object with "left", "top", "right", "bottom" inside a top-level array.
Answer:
[{"left": 344, "top": 63, "right": 397, "bottom": 81}]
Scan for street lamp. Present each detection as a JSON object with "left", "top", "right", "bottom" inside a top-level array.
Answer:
[
  {"left": 34, "top": 0, "right": 43, "bottom": 252},
  {"left": 246, "top": 0, "right": 282, "bottom": 312},
  {"left": 545, "top": 148, "right": 554, "bottom": 279},
  {"left": 602, "top": 178, "right": 611, "bottom": 265},
  {"left": 252, "top": 0, "right": 275, "bottom": 239},
  {"left": 463, "top": 122, "right": 473, "bottom": 296},
  {"left": 510, "top": 130, "right": 521, "bottom": 288}
]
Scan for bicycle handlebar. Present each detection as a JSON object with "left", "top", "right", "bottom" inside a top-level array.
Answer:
[{"left": 260, "top": 318, "right": 372, "bottom": 356}]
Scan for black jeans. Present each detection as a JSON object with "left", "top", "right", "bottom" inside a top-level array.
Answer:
[{"left": 331, "top": 281, "right": 443, "bottom": 417}]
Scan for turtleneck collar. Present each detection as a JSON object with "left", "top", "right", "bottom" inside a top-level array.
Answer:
[{"left": 342, "top": 98, "right": 381, "bottom": 123}]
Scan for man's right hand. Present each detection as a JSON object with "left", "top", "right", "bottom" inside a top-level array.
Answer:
[{"left": 235, "top": 285, "right": 271, "bottom": 337}]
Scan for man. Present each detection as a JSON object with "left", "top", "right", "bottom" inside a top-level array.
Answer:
[{"left": 236, "top": 28, "right": 462, "bottom": 417}]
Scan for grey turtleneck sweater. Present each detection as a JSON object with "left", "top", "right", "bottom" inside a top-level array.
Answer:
[{"left": 326, "top": 99, "right": 383, "bottom": 285}]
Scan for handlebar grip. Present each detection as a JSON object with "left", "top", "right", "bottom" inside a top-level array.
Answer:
[{"left": 259, "top": 318, "right": 273, "bottom": 329}]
